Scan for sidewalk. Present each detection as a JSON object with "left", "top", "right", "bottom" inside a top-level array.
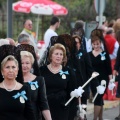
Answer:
[{"left": 87, "top": 100, "right": 120, "bottom": 114}]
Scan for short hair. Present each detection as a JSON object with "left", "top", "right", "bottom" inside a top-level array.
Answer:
[
  {"left": 106, "top": 28, "right": 114, "bottom": 34},
  {"left": 74, "top": 20, "right": 84, "bottom": 30},
  {"left": 1, "top": 55, "right": 18, "bottom": 71},
  {"left": 23, "top": 19, "right": 31, "bottom": 26},
  {"left": 20, "top": 51, "right": 35, "bottom": 64},
  {"left": 50, "top": 16, "right": 60, "bottom": 25},
  {"left": 18, "top": 34, "right": 29, "bottom": 43},
  {"left": 48, "top": 43, "right": 66, "bottom": 62}
]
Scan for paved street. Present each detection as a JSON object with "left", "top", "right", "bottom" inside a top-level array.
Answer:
[{"left": 87, "top": 105, "right": 120, "bottom": 120}]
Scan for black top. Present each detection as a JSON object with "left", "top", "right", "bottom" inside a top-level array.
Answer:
[
  {"left": 89, "top": 51, "right": 112, "bottom": 105},
  {"left": 74, "top": 49, "right": 93, "bottom": 88},
  {"left": 24, "top": 76, "right": 49, "bottom": 120},
  {"left": 89, "top": 51, "right": 112, "bottom": 81},
  {"left": 89, "top": 51, "right": 112, "bottom": 95},
  {"left": 0, "top": 85, "right": 35, "bottom": 120},
  {"left": 40, "top": 66, "right": 77, "bottom": 120}
]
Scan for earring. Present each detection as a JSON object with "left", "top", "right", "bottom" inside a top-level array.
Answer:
[
  {"left": 16, "top": 75, "right": 17, "bottom": 78},
  {"left": 2, "top": 74, "right": 4, "bottom": 78},
  {"left": 30, "top": 68, "right": 34, "bottom": 73}
]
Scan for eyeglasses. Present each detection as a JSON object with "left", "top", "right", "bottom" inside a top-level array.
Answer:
[{"left": 28, "top": 24, "right": 32, "bottom": 26}]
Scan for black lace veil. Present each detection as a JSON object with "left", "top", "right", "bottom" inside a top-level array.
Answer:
[
  {"left": 39, "top": 34, "right": 76, "bottom": 68},
  {"left": 17, "top": 44, "right": 40, "bottom": 76},
  {"left": 0, "top": 45, "right": 23, "bottom": 83}
]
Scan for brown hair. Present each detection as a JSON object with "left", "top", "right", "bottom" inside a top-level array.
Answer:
[
  {"left": 48, "top": 43, "right": 66, "bottom": 62},
  {"left": 72, "top": 35, "right": 82, "bottom": 44},
  {"left": 113, "top": 21, "right": 120, "bottom": 33},
  {"left": 91, "top": 36, "right": 101, "bottom": 43}
]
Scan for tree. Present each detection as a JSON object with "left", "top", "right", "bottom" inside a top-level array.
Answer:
[{"left": 86, "top": 0, "right": 117, "bottom": 21}]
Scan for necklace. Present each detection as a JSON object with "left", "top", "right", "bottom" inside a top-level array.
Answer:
[
  {"left": 3, "top": 80, "right": 17, "bottom": 92},
  {"left": 49, "top": 64, "right": 62, "bottom": 73}
]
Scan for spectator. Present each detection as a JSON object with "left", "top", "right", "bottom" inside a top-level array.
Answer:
[
  {"left": 71, "top": 20, "right": 92, "bottom": 53},
  {"left": 20, "top": 19, "right": 37, "bottom": 53},
  {"left": 18, "top": 33, "right": 40, "bottom": 61},
  {"left": 6, "top": 38, "right": 16, "bottom": 46},
  {"left": 104, "top": 28, "right": 119, "bottom": 61},
  {"left": 17, "top": 34, "right": 30, "bottom": 45},
  {"left": 44, "top": 16, "right": 60, "bottom": 48}
]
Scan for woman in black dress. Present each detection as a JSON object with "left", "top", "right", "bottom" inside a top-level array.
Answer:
[
  {"left": 20, "top": 51, "right": 52, "bottom": 120},
  {"left": 40, "top": 43, "right": 77, "bottom": 120},
  {"left": 72, "top": 35, "right": 94, "bottom": 119},
  {"left": 0, "top": 54, "right": 35, "bottom": 120},
  {"left": 89, "top": 35, "right": 112, "bottom": 120}
]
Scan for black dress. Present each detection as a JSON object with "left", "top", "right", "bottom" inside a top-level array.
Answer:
[
  {"left": 40, "top": 66, "right": 77, "bottom": 120},
  {"left": 0, "top": 85, "right": 35, "bottom": 120},
  {"left": 89, "top": 51, "right": 112, "bottom": 105},
  {"left": 24, "top": 76, "right": 49, "bottom": 120},
  {"left": 73, "top": 49, "right": 94, "bottom": 104}
]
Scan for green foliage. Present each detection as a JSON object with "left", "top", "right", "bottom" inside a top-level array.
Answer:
[
  {"left": 53, "top": 0, "right": 96, "bottom": 34},
  {"left": 0, "top": 30, "right": 6, "bottom": 38},
  {"left": 0, "top": 0, "right": 118, "bottom": 40}
]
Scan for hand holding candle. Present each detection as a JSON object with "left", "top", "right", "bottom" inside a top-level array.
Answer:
[{"left": 65, "top": 72, "right": 99, "bottom": 106}]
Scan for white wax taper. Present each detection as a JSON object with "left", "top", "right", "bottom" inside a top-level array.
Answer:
[
  {"left": 92, "top": 80, "right": 106, "bottom": 103},
  {"left": 65, "top": 96, "right": 74, "bottom": 106},
  {"left": 65, "top": 72, "right": 99, "bottom": 106},
  {"left": 92, "top": 93, "right": 98, "bottom": 103}
]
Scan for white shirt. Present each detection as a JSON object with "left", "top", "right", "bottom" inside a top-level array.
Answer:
[
  {"left": 44, "top": 29, "right": 58, "bottom": 48},
  {"left": 86, "top": 38, "right": 92, "bottom": 52},
  {"left": 110, "top": 41, "right": 119, "bottom": 60}
]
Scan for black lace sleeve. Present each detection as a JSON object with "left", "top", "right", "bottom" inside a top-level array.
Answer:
[
  {"left": 24, "top": 85, "right": 36, "bottom": 120},
  {"left": 37, "top": 76, "right": 49, "bottom": 111}
]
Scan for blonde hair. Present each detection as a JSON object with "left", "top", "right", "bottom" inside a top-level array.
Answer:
[
  {"left": 1, "top": 55, "right": 18, "bottom": 70},
  {"left": 48, "top": 43, "right": 66, "bottom": 62},
  {"left": 20, "top": 51, "right": 34, "bottom": 64},
  {"left": 72, "top": 35, "right": 82, "bottom": 44}
]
